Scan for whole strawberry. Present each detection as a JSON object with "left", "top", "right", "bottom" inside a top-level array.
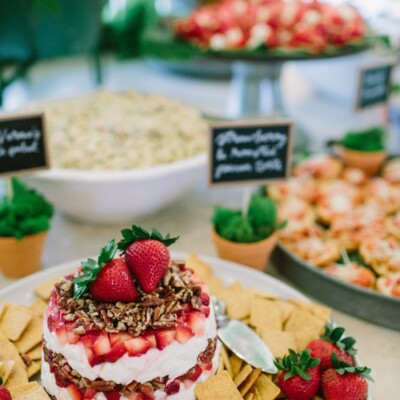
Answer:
[
  {"left": 275, "top": 349, "right": 321, "bottom": 400},
  {"left": 118, "top": 225, "right": 178, "bottom": 293},
  {"left": 307, "top": 323, "right": 355, "bottom": 369},
  {"left": 322, "top": 353, "right": 372, "bottom": 400},
  {"left": 73, "top": 240, "right": 138, "bottom": 302},
  {"left": 0, "top": 384, "right": 11, "bottom": 400}
]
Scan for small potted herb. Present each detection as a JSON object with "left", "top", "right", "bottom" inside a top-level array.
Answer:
[
  {"left": 211, "top": 192, "right": 285, "bottom": 271},
  {"left": 0, "top": 178, "right": 54, "bottom": 278},
  {"left": 336, "top": 126, "right": 387, "bottom": 176}
]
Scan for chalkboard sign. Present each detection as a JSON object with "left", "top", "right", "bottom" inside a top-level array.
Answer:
[
  {"left": 0, "top": 113, "right": 49, "bottom": 176},
  {"left": 209, "top": 120, "right": 293, "bottom": 186},
  {"left": 356, "top": 64, "right": 393, "bottom": 109}
]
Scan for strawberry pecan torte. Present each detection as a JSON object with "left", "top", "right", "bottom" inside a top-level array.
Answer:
[{"left": 41, "top": 226, "right": 219, "bottom": 400}]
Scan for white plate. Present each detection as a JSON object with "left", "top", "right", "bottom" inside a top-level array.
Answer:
[
  {"left": 0, "top": 252, "right": 370, "bottom": 399},
  {"left": 0, "top": 252, "right": 307, "bottom": 305}
]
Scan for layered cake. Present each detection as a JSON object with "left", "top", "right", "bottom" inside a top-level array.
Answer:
[{"left": 41, "top": 226, "right": 219, "bottom": 399}]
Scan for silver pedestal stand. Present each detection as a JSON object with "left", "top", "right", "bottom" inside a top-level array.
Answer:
[{"left": 226, "top": 60, "right": 308, "bottom": 150}]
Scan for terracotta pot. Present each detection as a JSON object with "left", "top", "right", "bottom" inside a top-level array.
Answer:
[
  {"left": 336, "top": 146, "right": 386, "bottom": 176},
  {"left": 0, "top": 232, "right": 47, "bottom": 279},
  {"left": 211, "top": 229, "right": 278, "bottom": 271}
]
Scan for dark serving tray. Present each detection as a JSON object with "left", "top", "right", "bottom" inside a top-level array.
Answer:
[{"left": 271, "top": 244, "right": 400, "bottom": 331}]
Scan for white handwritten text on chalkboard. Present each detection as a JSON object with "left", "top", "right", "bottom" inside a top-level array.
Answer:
[
  {"left": 0, "top": 113, "right": 49, "bottom": 176},
  {"left": 210, "top": 122, "right": 292, "bottom": 185}
]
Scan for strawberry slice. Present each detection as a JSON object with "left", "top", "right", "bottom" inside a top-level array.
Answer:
[
  {"left": 83, "top": 388, "right": 97, "bottom": 399},
  {"left": 180, "top": 364, "right": 202, "bottom": 382},
  {"left": 55, "top": 327, "right": 68, "bottom": 346},
  {"left": 142, "top": 332, "right": 157, "bottom": 348},
  {"left": 84, "top": 347, "right": 104, "bottom": 367},
  {"left": 155, "top": 329, "right": 176, "bottom": 350},
  {"left": 109, "top": 332, "right": 133, "bottom": 346},
  {"left": 175, "top": 326, "right": 194, "bottom": 344},
  {"left": 103, "top": 342, "right": 127, "bottom": 363},
  {"left": 200, "top": 292, "right": 210, "bottom": 306},
  {"left": 67, "top": 384, "right": 83, "bottom": 400},
  {"left": 125, "top": 337, "right": 151, "bottom": 356},
  {"left": 67, "top": 332, "right": 80, "bottom": 344},
  {"left": 93, "top": 333, "right": 111, "bottom": 356},
  {"left": 185, "top": 311, "right": 205, "bottom": 336},
  {"left": 165, "top": 380, "right": 180, "bottom": 395},
  {"left": 104, "top": 391, "right": 121, "bottom": 400},
  {"left": 81, "top": 332, "right": 101, "bottom": 348}
]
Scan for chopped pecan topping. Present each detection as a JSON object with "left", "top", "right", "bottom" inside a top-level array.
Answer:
[{"left": 54, "top": 262, "right": 204, "bottom": 336}]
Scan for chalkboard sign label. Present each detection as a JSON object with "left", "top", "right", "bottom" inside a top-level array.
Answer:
[
  {"left": 0, "top": 112, "right": 50, "bottom": 177},
  {"left": 356, "top": 63, "right": 393, "bottom": 109},
  {"left": 209, "top": 120, "right": 293, "bottom": 186}
]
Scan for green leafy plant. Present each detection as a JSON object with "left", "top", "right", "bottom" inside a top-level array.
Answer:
[
  {"left": 212, "top": 192, "right": 285, "bottom": 243},
  {"left": 340, "top": 126, "right": 386, "bottom": 152},
  {"left": 0, "top": 178, "right": 54, "bottom": 239}
]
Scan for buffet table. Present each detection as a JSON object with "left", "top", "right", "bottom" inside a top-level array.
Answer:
[{"left": 0, "top": 179, "right": 397, "bottom": 399}]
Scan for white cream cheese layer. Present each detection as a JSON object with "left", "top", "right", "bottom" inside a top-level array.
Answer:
[
  {"left": 43, "top": 308, "right": 217, "bottom": 385},
  {"left": 42, "top": 343, "right": 220, "bottom": 400}
]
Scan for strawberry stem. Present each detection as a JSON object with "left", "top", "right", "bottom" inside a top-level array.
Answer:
[
  {"left": 322, "top": 322, "right": 357, "bottom": 356},
  {"left": 118, "top": 225, "right": 179, "bottom": 253},
  {"left": 331, "top": 353, "right": 373, "bottom": 381},
  {"left": 72, "top": 240, "right": 118, "bottom": 299},
  {"left": 275, "top": 349, "right": 320, "bottom": 381}
]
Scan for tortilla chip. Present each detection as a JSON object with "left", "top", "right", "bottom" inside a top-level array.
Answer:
[
  {"left": 284, "top": 310, "right": 325, "bottom": 350},
  {"left": 230, "top": 353, "right": 243, "bottom": 377},
  {"left": 216, "top": 355, "right": 225, "bottom": 374},
  {"left": 10, "top": 382, "right": 49, "bottom": 399},
  {"left": 276, "top": 301, "right": 295, "bottom": 324},
  {"left": 0, "top": 360, "right": 15, "bottom": 384},
  {"left": 34, "top": 278, "right": 60, "bottom": 301},
  {"left": 0, "top": 332, "right": 28, "bottom": 388},
  {"left": 254, "top": 388, "right": 262, "bottom": 400},
  {"left": 288, "top": 300, "right": 331, "bottom": 323},
  {"left": 250, "top": 298, "right": 282, "bottom": 331},
  {"left": 244, "top": 393, "right": 254, "bottom": 400},
  {"left": 29, "top": 298, "right": 48, "bottom": 317},
  {"left": 14, "top": 317, "right": 43, "bottom": 354},
  {"left": 261, "top": 329, "right": 298, "bottom": 358},
  {"left": 233, "top": 364, "right": 253, "bottom": 387},
  {"left": 0, "top": 305, "right": 33, "bottom": 341},
  {"left": 194, "top": 371, "right": 243, "bottom": 400},
  {"left": 254, "top": 373, "right": 281, "bottom": 400},
  {"left": 27, "top": 361, "right": 41, "bottom": 378},
  {"left": 220, "top": 344, "right": 233, "bottom": 377},
  {"left": 220, "top": 281, "right": 254, "bottom": 320},
  {"left": 27, "top": 344, "right": 42, "bottom": 361},
  {"left": 239, "top": 368, "right": 262, "bottom": 396},
  {"left": 0, "top": 302, "right": 8, "bottom": 319},
  {"left": 185, "top": 254, "right": 212, "bottom": 280}
]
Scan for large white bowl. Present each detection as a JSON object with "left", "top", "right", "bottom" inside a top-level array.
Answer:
[{"left": 25, "top": 153, "right": 206, "bottom": 225}]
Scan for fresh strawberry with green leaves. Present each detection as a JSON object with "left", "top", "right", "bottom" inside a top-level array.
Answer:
[
  {"left": 274, "top": 349, "right": 321, "bottom": 400},
  {"left": 118, "top": 225, "right": 179, "bottom": 293},
  {"left": 307, "top": 322, "right": 356, "bottom": 369},
  {"left": 0, "top": 378, "right": 11, "bottom": 400},
  {"left": 322, "top": 353, "right": 372, "bottom": 400},
  {"left": 72, "top": 240, "right": 138, "bottom": 302}
]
